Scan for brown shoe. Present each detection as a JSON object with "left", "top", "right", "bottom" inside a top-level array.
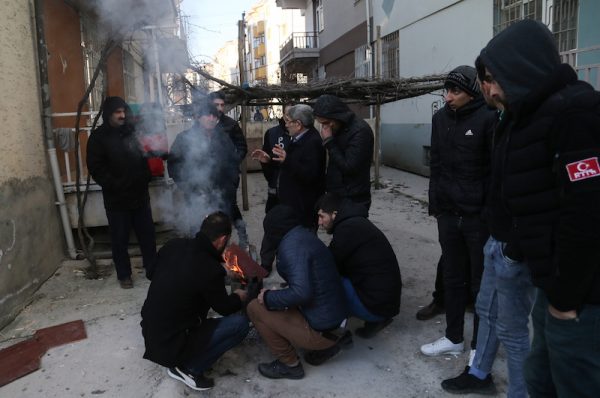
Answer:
[
  {"left": 119, "top": 277, "right": 133, "bottom": 289},
  {"left": 416, "top": 300, "right": 444, "bottom": 320}
]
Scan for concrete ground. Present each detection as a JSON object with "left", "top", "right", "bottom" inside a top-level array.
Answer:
[{"left": 0, "top": 166, "right": 508, "bottom": 397}]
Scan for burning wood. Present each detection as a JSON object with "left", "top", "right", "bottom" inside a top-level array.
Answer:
[{"left": 223, "top": 244, "right": 268, "bottom": 282}]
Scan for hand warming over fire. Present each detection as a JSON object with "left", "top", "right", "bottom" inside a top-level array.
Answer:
[
  {"left": 271, "top": 146, "right": 286, "bottom": 163},
  {"left": 251, "top": 149, "right": 270, "bottom": 163}
]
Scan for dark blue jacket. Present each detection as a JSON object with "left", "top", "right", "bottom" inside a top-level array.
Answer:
[{"left": 264, "top": 226, "right": 347, "bottom": 331}]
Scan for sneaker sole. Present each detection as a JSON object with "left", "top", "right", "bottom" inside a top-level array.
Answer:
[
  {"left": 167, "top": 368, "right": 213, "bottom": 391},
  {"left": 442, "top": 385, "right": 497, "bottom": 395},
  {"left": 421, "top": 349, "right": 464, "bottom": 357}
]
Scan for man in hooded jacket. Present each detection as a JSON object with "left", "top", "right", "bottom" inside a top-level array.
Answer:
[
  {"left": 313, "top": 95, "right": 374, "bottom": 211},
  {"left": 87, "top": 96, "right": 156, "bottom": 288},
  {"left": 475, "top": 20, "right": 600, "bottom": 398},
  {"left": 317, "top": 193, "right": 401, "bottom": 339}
]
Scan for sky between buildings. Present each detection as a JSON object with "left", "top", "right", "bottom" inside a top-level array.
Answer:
[{"left": 180, "top": 0, "right": 250, "bottom": 65}]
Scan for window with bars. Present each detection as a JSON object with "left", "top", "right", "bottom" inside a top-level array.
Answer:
[
  {"left": 493, "top": 0, "right": 543, "bottom": 35},
  {"left": 382, "top": 30, "right": 399, "bottom": 79},
  {"left": 552, "top": 0, "right": 578, "bottom": 52},
  {"left": 80, "top": 15, "right": 106, "bottom": 111},
  {"left": 354, "top": 44, "right": 370, "bottom": 78}
]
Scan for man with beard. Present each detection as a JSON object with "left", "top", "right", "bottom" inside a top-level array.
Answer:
[
  {"left": 168, "top": 101, "right": 239, "bottom": 233},
  {"left": 87, "top": 96, "right": 156, "bottom": 288},
  {"left": 141, "top": 211, "right": 249, "bottom": 391},
  {"left": 317, "top": 193, "right": 401, "bottom": 338}
]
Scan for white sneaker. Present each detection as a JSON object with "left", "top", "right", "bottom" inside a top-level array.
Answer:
[
  {"left": 468, "top": 349, "right": 476, "bottom": 367},
  {"left": 420, "top": 336, "right": 464, "bottom": 356}
]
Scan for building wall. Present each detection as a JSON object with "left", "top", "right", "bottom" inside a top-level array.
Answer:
[
  {"left": 577, "top": 0, "right": 600, "bottom": 88},
  {"left": 319, "top": 0, "right": 366, "bottom": 49},
  {"left": 0, "top": 0, "right": 64, "bottom": 328},
  {"left": 374, "top": 0, "right": 493, "bottom": 175}
]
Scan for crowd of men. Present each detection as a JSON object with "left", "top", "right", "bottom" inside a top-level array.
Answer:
[{"left": 86, "top": 20, "right": 599, "bottom": 396}]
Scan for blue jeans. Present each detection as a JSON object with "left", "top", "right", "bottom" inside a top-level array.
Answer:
[
  {"left": 342, "top": 278, "right": 385, "bottom": 323},
  {"left": 183, "top": 314, "right": 249, "bottom": 375},
  {"left": 525, "top": 290, "right": 600, "bottom": 397},
  {"left": 470, "top": 237, "right": 535, "bottom": 398}
]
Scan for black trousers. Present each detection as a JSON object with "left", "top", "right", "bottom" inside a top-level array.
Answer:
[
  {"left": 432, "top": 255, "right": 445, "bottom": 305},
  {"left": 437, "top": 213, "right": 487, "bottom": 349},
  {"left": 106, "top": 205, "right": 157, "bottom": 280}
]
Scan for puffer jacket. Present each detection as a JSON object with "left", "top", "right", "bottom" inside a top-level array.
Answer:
[
  {"left": 480, "top": 19, "right": 600, "bottom": 311},
  {"left": 313, "top": 95, "right": 374, "bottom": 206},
  {"left": 264, "top": 226, "right": 347, "bottom": 331},
  {"left": 429, "top": 97, "right": 495, "bottom": 216}
]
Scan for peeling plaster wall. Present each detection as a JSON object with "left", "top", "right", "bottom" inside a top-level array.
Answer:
[{"left": 0, "top": 1, "right": 64, "bottom": 328}]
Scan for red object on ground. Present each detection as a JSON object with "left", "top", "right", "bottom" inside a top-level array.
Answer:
[
  {"left": 224, "top": 243, "right": 268, "bottom": 280},
  {"left": 0, "top": 320, "right": 87, "bottom": 387}
]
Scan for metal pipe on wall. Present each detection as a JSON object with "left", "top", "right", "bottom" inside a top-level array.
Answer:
[{"left": 32, "top": 0, "right": 78, "bottom": 259}]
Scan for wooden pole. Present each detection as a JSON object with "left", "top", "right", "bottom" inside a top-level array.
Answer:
[
  {"left": 238, "top": 17, "right": 249, "bottom": 210},
  {"left": 374, "top": 25, "right": 382, "bottom": 189}
]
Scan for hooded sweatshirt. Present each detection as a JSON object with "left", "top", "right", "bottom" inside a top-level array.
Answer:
[
  {"left": 313, "top": 95, "right": 374, "bottom": 208},
  {"left": 479, "top": 20, "right": 600, "bottom": 311}
]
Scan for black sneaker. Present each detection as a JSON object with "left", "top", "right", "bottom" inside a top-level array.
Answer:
[
  {"left": 355, "top": 318, "right": 393, "bottom": 339},
  {"left": 167, "top": 367, "right": 214, "bottom": 391},
  {"left": 416, "top": 300, "right": 445, "bottom": 320},
  {"left": 258, "top": 360, "right": 304, "bottom": 379},
  {"left": 119, "top": 277, "right": 133, "bottom": 289},
  {"left": 441, "top": 366, "right": 496, "bottom": 395},
  {"left": 304, "top": 331, "right": 353, "bottom": 366}
]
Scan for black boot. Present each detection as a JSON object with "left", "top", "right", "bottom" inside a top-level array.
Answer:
[{"left": 416, "top": 300, "right": 445, "bottom": 320}]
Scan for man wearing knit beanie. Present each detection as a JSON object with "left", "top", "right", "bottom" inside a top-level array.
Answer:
[
  {"left": 87, "top": 96, "right": 157, "bottom": 289},
  {"left": 419, "top": 66, "right": 496, "bottom": 386}
]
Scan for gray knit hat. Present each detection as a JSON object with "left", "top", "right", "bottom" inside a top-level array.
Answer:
[{"left": 444, "top": 65, "right": 480, "bottom": 97}]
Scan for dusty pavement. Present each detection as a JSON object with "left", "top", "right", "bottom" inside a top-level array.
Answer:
[{"left": 0, "top": 166, "right": 508, "bottom": 398}]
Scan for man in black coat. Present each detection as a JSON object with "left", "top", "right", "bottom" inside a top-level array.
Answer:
[
  {"left": 168, "top": 101, "right": 239, "bottom": 234},
  {"left": 474, "top": 20, "right": 600, "bottom": 397},
  {"left": 313, "top": 95, "right": 374, "bottom": 211},
  {"left": 251, "top": 106, "right": 292, "bottom": 213},
  {"left": 141, "top": 211, "right": 248, "bottom": 391},
  {"left": 317, "top": 193, "right": 401, "bottom": 339},
  {"left": 420, "top": 66, "right": 495, "bottom": 360},
  {"left": 86, "top": 96, "right": 156, "bottom": 288},
  {"left": 209, "top": 91, "right": 248, "bottom": 249}
]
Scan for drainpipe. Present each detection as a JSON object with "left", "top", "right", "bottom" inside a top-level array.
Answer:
[
  {"left": 366, "top": 0, "right": 373, "bottom": 119},
  {"left": 32, "top": 0, "right": 78, "bottom": 259}
]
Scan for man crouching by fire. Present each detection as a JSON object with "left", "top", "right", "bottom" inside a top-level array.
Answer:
[
  {"left": 247, "top": 205, "right": 351, "bottom": 379},
  {"left": 140, "top": 212, "right": 249, "bottom": 391}
]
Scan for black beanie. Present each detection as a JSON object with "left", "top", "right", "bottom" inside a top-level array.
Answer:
[
  {"left": 444, "top": 65, "right": 480, "bottom": 97},
  {"left": 102, "top": 96, "right": 128, "bottom": 123}
]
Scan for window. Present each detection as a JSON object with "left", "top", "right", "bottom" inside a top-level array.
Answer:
[
  {"left": 254, "top": 56, "right": 266, "bottom": 68},
  {"left": 316, "top": 0, "right": 324, "bottom": 32},
  {"left": 382, "top": 30, "right": 399, "bottom": 79},
  {"left": 80, "top": 15, "right": 106, "bottom": 111},
  {"left": 493, "top": 0, "right": 543, "bottom": 35},
  {"left": 253, "top": 35, "right": 265, "bottom": 48},
  {"left": 354, "top": 44, "right": 370, "bottom": 78},
  {"left": 123, "top": 51, "right": 137, "bottom": 102},
  {"left": 552, "top": 0, "right": 578, "bottom": 52}
]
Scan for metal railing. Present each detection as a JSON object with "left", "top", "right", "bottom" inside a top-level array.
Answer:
[
  {"left": 280, "top": 32, "right": 319, "bottom": 60},
  {"left": 560, "top": 45, "right": 600, "bottom": 89}
]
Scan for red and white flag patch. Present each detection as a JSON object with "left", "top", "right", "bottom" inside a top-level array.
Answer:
[{"left": 565, "top": 157, "right": 600, "bottom": 182}]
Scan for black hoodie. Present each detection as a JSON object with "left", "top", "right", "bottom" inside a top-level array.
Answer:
[
  {"left": 328, "top": 200, "right": 402, "bottom": 318},
  {"left": 480, "top": 20, "right": 600, "bottom": 311},
  {"left": 313, "top": 95, "right": 374, "bottom": 208}
]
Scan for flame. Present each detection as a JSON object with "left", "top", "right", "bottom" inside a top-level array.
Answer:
[{"left": 223, "top": 249, "right": 245, "bottom": 282}]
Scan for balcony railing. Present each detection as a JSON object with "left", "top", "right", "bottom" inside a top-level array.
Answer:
[{"left": 280, "top": 32, "right": 319, "bottom": 60}]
